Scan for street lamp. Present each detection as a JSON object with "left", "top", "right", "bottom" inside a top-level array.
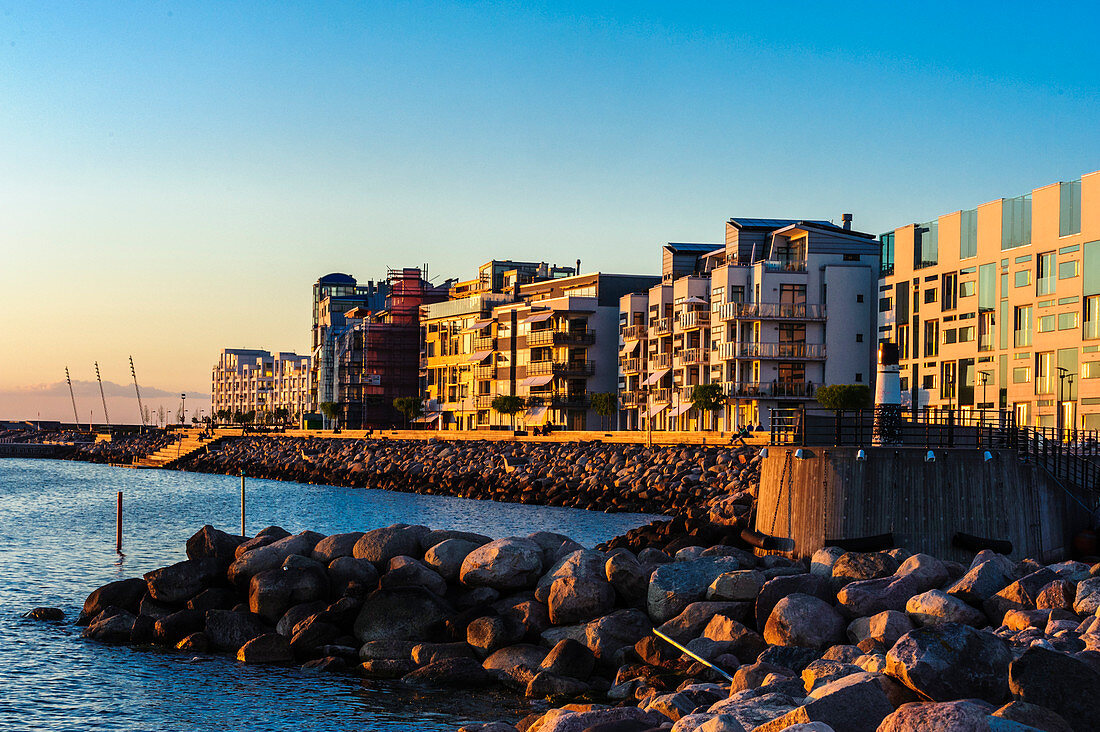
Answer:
[
  {"left": 181, "top": 393, "right": 187, "bottom": 427},
  {"left": 978, "top": 370, "right": 991, "bottom": 410},
  {"left": 1057, "top": 367, "right": 1071, "bottom": 435}
]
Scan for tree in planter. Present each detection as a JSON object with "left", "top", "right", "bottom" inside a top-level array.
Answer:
[
  {"left": 590, "top": 392, "right": 618, "bottom": 431},
  {"left": 393, "top": 396, "right": 424, "bottom": 429},
  {"left": 319, "top": 401, "right": 341, "bottom": 430},
  {"left": 816, "top": 384, "right": 873, "bottom": 411},
  {"left": 491, "top": 395, "right": 526, "bottom": 430},
  {"left": 690, "top": 383, "right": 725, "bottom": 431}
]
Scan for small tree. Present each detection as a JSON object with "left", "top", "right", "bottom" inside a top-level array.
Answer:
[
  {"left": 690, "top": 384, "right": 725, "bottom": 431},
  {"left": 393, "top": 396, "right": 424, "bottom": 429},
  {"left": 216, "top": 408, "right": 231, "bottom": 425},
  {"left": 273, "top": 407, "right": 289, "bottom": 426},
  {"left": 319, "top": 402, "right": 341, "bottom": 430},
  {"left": 491, "top": 395, "right": 526, "bottom": 430},
  {"left": 816, "top": 384, "right": 873, "bottom": 411},
  {"left": 590, "top": 392, "right": 618, "bottom": 431}
]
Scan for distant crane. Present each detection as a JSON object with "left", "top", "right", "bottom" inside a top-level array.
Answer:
[
  {"left": 94, "top": 361, "right": 110, "bottom": 427},
  {"left": 130, "top": 356, "right": 147, "bottom": 429},
  {"left": 65, "top": 367, "right": 81, "bottom": 430}
]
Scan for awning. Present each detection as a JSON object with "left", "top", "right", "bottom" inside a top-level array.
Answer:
[
  {"left": 620, "top": 340, "right": 640, "bottom": 355},
  {"left": 521, "top": 311, "right": 554, "bottom": 325},
  {"left": 669, "top": 403, "right": 692, "bottom": 417},
  {"left": 524, "top": 406, "right": 550, "bottom": 425},
  {"left": 684, "top": 296, "right": 708, "bottom": 304},
  {"left": 520, "top": 374, "right": 554, "bottom": 388},
  {"left": 646, "top": 403, "right": 667, "bottom": 418},
  {"left": 463, "top": 319, "right": 493, "bottom": 333},
  {"left": 465, "top": 350, "right": 494, "bottom": 363},
  {"left": 640, "top": 368, "right": 670, "bottom": 387},
  {"left": 412, "top": 412, "right": 441, "bottom": 423}
]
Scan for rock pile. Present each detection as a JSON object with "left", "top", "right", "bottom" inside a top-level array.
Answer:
[
  {"left": 77, "top": 522, "right": 1100, "bottom": 732},
  {"left": 176, "top": 437, "right": 761, "bottom": 516}
]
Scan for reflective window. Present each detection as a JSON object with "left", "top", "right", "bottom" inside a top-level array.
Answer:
[
  {"left": 960, "top": 209, "right": 978, "bottom": 259},
  {"left": 1060, "top": 180, "right": 1082, "bottom": 237},
  {"left": 1002, "top": 194, "right": 1032, "bottom": 250}
]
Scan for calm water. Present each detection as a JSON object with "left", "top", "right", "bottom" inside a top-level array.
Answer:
[{"left": 0, "top": 459, "right": 657, "bottom": 732}]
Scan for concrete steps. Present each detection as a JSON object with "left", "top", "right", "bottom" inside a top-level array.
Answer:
[{"left": 134, "top": 430, "right": 222, "bottom": 468}]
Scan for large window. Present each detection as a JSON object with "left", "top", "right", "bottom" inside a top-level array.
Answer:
[
  {"left": 915, "top": 221, "right": 938, "bottom": 269},
  {"left": 1060, "top": 180, "right": 1082, "bottom": 237},
  {"left": 1058, "top": 312, "right": 1079, "bottom": 331},
  {"left": 1002, "top": 194, "right": 1032, "bottom": 250},
  {"left": 779, "top": 284, "right": 806, "bottom": 304},
  {"left": 880, "top": 233, "right": 895, "bottom": 276},
  {"left": 1037, "top": 252, "right": 1056, "bottom": 295},
  {"left": 978, "top": 312, "right": 995, "bottom": 352},
  {"left": 941, "top": 361, "right": 957, "bottom": 399},
  {"left": 924, "top": 320, "right": 939, "bottom": 357},
  {"left": 1014, "top": 306, "right": 1032, "bottom": 347},
  {"left": 1015, "top": 270, "right": 1031, "bottom": 287},
  {"left": 1039, "top": 314, "right": 1056, "bottom": 333},
  {"left": 942, "top": 272, "right": 958, "bottom": 311},
  {"left": 960, "top": 208, "right": 978, "bottom": 259},
  {"left": 1035, "top": 352, "right": 1055, "bottom": 394},
  {"left": 1059, "top": 260, "right": 1079, "bottom": 279},
  {"left": 978, "top": 263, "right": 997, "bottom": 312},
  {"left": 1086, "top": 296, "right": 1100, "bottom": 339}
]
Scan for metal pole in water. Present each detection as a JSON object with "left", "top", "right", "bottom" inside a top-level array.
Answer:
[
  {"left": 116, "top": 491, "right": 122, "bottom": 553},
  {"left": 240, "top": 471, "right": 246, "bottom": 537}
]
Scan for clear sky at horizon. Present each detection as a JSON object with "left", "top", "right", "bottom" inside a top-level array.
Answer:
[{"left": 2, "top": 2, "right": 1098, "bottom": 420}]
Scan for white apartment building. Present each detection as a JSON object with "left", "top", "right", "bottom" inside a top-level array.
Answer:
[
  {"left": 620, "top": 217, "right": 881, "bottom": 430},
  {"left": 211, "top": 348, "right": 312, "bottom": 421}
]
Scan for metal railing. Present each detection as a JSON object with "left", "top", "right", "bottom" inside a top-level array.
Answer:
[
  {"left": 735, "top": 342, "right": 826, "bottom": 359},
  {"left": 473, "top": 336, "right": 496, "bottom": 351},
  {"left": 726, "top": 381, "right": 815, "bottom": 398},
  {"left": 650, "top": 352, "right": 672, "bottom": 369},
  {"left": 527, "top": 360, "right": 595, "bottom": 377},
  {"left": 622, "top": 324, "right": 647, "bottom": 341},
  {"left": 526, "top": 329, "right": 595, "bottom": 347},
  {"left": 650, "top": 318, "right": 673, "bottom": 336},
  {"left": 718, "top": 302, "right": 826, "bottom": 321},
  {"left": 621, "top": 357, "right": 643, "bottom": 374},
  {"left": 762, "top": 260, "right": 807, "bottom": 273},
  {"left": 472, "top": 365, "right": 496, "bottom": 380},
  {"left": 678, "top": 311, "right": 710, "bottom": 330},
  {"left": 677, "top": 348, "right": 707, "bottom": 365}
]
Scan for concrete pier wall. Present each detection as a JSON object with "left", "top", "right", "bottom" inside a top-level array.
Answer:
[{"left": 755, "top": 447, "right": 1087, "bottom": 563}]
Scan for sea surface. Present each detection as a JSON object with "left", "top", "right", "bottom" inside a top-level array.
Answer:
[{"left": 0, "top": 458, "right": 658, "bottom": 732}]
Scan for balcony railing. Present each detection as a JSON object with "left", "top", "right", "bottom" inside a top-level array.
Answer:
[
  {"left": 726, "top": 381, "right": 816, "bottom": 399},
  {"left": 621, "top": 357, "right": 643, "bottom": 374},
  {"left": 718, "top": 302, "right": 826, "bottom": 321},
  {"left": 622, "top": 324, "right": 647, "bottom": 341},
  {"left": 738, "top": 342, "right": 826, "bottom": 359},
  {"left": 649, "top": 352, "right": 672, "bottom": 369},
  {"left": 475, "top": 394, "right": 496, "bottom": 409},
  {"left": 649, "top": 387, "right": 671, "bottom": 403},
  {"left": 676, "top": 348, "right": 707, "bottom": 366},
  {"left": 650, "top": 318, "right": 673, "bottom": 336},
  {"left": 678, "top": 310, "right": 710, "bottom": 330},
  {"left": 526, "top": 329, "right": 595, "bottom": 347},
  {"left": 527, "top": 360, "right": 595, "bottom": 377},
  {"left": 473, "top": 336, "right": 496, "bottom": 351},
  {"left": 550, "top": 394, "right": 589, "bottom": 409},
  {"left": 473, "top": 365, "right": 496, "bottom": 381},
  {"left": 762, "top": 260, "right": 807, "bottom": 273},
  {"left": 619, "top": 391, "right": 641, "bottom": 407}
]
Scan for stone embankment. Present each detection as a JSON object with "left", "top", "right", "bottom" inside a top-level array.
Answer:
[
  {"left": 75, "top": 522, "right": 1100, "bottom": 732},
  {"left": 177, "top": 437, "right": 760, "bottom": 517}
]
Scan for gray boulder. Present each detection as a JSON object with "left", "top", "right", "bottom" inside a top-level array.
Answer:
[
  {"left": 947, "top": 560, "right": 1016, "bottom": 605},
  {"left": 885, "top": 622, "right": 1011, "bottom": 703},
  {"left": 310, "top": 532, "right": 364, "bottom": 563},
  {"left": 353, "top": 524, "right": 430, "bottom": 567},
  {"left": 236, "top": 633, "right": 293, "bottom": 663},
  {"left": 459, "top": 537, "right": 544, "bottom": 591},
  {"left": 204, "top": 609, "right": 269, "bottom": 652},
  {"left": 423, "top": 539, "right": 481, "bottom": 582},
  {"left": 186, "top": 525, "right": 245, "bottom": 568},
  {"left": 352, "top": 586, "right": 453, "bottom": 643},
  {"left": 547, "top": 576, "right": 615, "bottom": 625},
  {"left": 831, "top": 552, "right": 899, "bottom": 589},
  {"left": 227, "top": 531, "right": 324, "bottom": 586},
  {"left": 1008, "top": 646, "right": 1100, "bottom": 732},
  {"left": 80, "top": 578, "right": 146, "bottom": 623},
  {"left": 906, "top": 589, "right": 987, "bottom": 627},
  {"left": 659, "top": 601, "right": 749, "bottom": 644},
  {"left": 379, "top": 555, "right": 448, "bottom": 597},
  {"left": 605, "top": 551, "right": 648, "bottom": 607},
  {"left": 755, "top": 574, "right": 833, "bottom": 629},
  {"left": 754, "top": 672, "right": 893, "bottom": 732},
  {"left": 248, "top": 566, "right": 328, "bottom": 623},
  {"left": 648, "top": 556, "right": 744, "bottom": 623},
  {"left": 327, "top": 556, "right": 379, "bottom": 595},
  {"left": 837, "top": 574, "right": 923, "bottom": 618},
  {"left": 983, "top": 568, "right": 1058, "bottom": 625},
  {"left": 82, "top": 608, "right": 136, "bottom": 642},
  {"left": 537, "top": 549, "right": 607, "bottom": 589},
  {"left": 708, "top": 570, "right": 765, "bottom": 602},
  {"left": 764, "top": 594, "right": 845, "bottom": 650},
  {"left": 878, "top": 700, "right": 1038, "bottom": 731}
]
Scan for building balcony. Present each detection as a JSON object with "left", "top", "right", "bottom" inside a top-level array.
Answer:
[
  {"left": 619, "top": 391, "right": 641, "bottom": 407},
  {"left": 718, "top": 302, "right": 826, "bottom": 321},
  {"left": 473, "top": 336, "right": 496, "bottom": 351},
  {"left": 527, "top": 359, "right": 595, "bottom": 377},
  {"left": 649, "top": 387, "right": 672, "bottom": 403},
  {"left": 715, "top": 342, "right": 826, "bottom": 360},
  {"left": 621, "top": 357, "right": 643, "bottom": 374},
  {"left": 550, "top": 394, "right": 589, "bottom": 409},
  {"left": 762, "top": 259, "right": 808, "bottom": 273},
  {"left": 622, "top": 324, "right": 647, "bottom": 341},
  {"left": 475, "top": 394, "right": 496, "bottom": 409},
  {"left": 649, "top": 352, "right": 672, "bottom": 370},
  {"left": 726, "top": 381, "right": 816, "bottom": 399},
  {"left": 678, "top": 310, "right": 710, "bottom": 330},
  {"left": 675, "top": 348, "right": 708, "bottom": 366},
  {"left": 650, "top": 318, "right": 673, "bottom": 336},
  {"left": 473, "top": 365, "right": 496, "bottom": 381},
  {"left": 525, "top": 328, "right": 595, "bottom": 347}
]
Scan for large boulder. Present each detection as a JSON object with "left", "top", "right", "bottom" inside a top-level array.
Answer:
[
  {"left": 531, "top": 707, "right": 667, "bottom": 732},
  {"left": 327, "top": 556, "right": 379, "bottom": 595},
  {"left": 459, "top": 537, "right": 544, "bottom": 591},
  {"left": 82, "top": 608, "right": 136, "bottom": 642},
  {"left": 1072, "top": 577, "right": 1100, "bottom": 616},
  {"left": 143, "top": 558, "right": 222, "bottom": 605},
  {"left": 983, "top": 568, "right": 1058, "bottom": 625},
  {"left": 906, "top": 589, "right": 987, "bottom": 627},
  {"left": 236, "top": 633, "right": 293, "bottom": 663},
  {"left": 708, "top": 570, "right": 765, "bottom": 602},
  {"left": 993, "top": 701, "right": 1074, "bottom": 732},
  {"left": 848, "top": 610, "right": 914, "bottom": 648},
  {"left": 204, "top": 609, "right": 269, "bottom": 652},
  {"left": 837, "top": 574, "right": 923, "bottom": 618},
  {"left": 947, "top": 560, "right": 1015, "bottom": 605},
  {"left": 878, "top": 700, "right": 1036, "bottom": 732},
  {"left": 755, "top": 574, "right": 833, "bottom": 629},
  {"left": 754, "top": 672, "right": 893, "bottom": 732},
  {"left": 248, "top": 566, "right": 328, "bottom": 623},
  {"left": 379, "top": 556, "right": 448, "bottom": 597},
  {"left": 894, "top": 553, "right": 950, "bottom": 591},
  {"left": 539, "top": 638, "right": 595, "bottom": 681},
  {"left": 831, "top": 552, "right": 899, "bottom": 589},
  {"left": 885, "top": 623, "right": 1011, "bottom": 704},
  {"left": 402, "top": 657, "right": 494, "bottom": 688},
  {"left": 659, "top": 601, "right": 750, "bottom": 644},
  {"left": 310, "top": 532, "right": 364, "bottom": 564},
  {"left": 352, "top": 586, "right": 453, "bottom": 643},
  {"left": 1008, "top": 646, "right": 1100, "bottom": 732},
  {"left": 482, "top": 644, "right": 548, "bottom": 672},
  {"left": 547, "top": 577, "right": 615, "bottom": 625},
  {"left": 227, "top": 531, "right": 324, "bottom": 586},
  {"left": 648, "top": 557, "right": 745, "bottom": 623},
  {"left": 80, "top": 578, "right": 147, "bottom": 623},
  {"left": 583, "top": 608, "right": 651, "bottom": 661},
  {"left": 423, "top": 539, "right": 481, "bottom": 582},
  {"left": 353, "top": 524, "right": 430, "bottom": 567},
  {"left": 186, "top": 525, "right": 245, "bottom": 568},
  {"left": 538, "top": 549, "right": 607, "bottom": 589},
  {"left": 763, "top": 594, "right": 845, "bottom": 650},
  {"left": 605, "top": 551, "right": 648, "bottom": 608}
]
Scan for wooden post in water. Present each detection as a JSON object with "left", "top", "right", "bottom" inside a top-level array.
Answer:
[
  {"left": 116, "top": 491, "right": 122, "bottom": 553},
  {"left": 240, "top": 471, "right": 246, "bottom": 537}
]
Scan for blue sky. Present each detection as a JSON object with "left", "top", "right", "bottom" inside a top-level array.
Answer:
[{"left": 1, "top": 1, "right": 1098, "bottom": 418}]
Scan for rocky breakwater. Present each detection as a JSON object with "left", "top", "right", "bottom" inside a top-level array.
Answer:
[
  {"left": 77, "top": 520, "right": 1100, "bottom": 732},
  {"left": 179, "top": 437, "right": 760, "bottom": 517}
]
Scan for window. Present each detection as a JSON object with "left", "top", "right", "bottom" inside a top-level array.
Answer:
[
  {"left": 942, "top": 272, "right": 958, "bottom": 311},
  {"left": 855, "top": 373, "right": 863, "bottom": 382},
  {"left": 959, "top": 326, "right": 975, "bottom": 342},
  {"left": 1083, "top": 362, "right": 1100, "bottom": 379},
  {"left": 1014, "top": 306, "right": 1032, "bottom": 347},
  {"left": 924, "top": 288, "right": 937, "bottom": 304},
  {"left": 844, "top": 253, "right": 860, "bottom": 261},
  {"left": 959, "top": 281, "right": 976, "bottom": 297},
  {"left": 880, "top": 233, "right": 895, "bottom": 276},
  {"left": 978, "top": 311, "right": 995, "bottom": 352},
  {"left": 941, "top": 361, "right": 957, "bottom": 399},
  {"left": 897, "top": 325, "right": 910, "bottom": 359},
  {"left": 1087, "top": 296, "right": 1100, "bottom": 339},
  {"left": 1059, "top": 260, "right": 1079, "bottom": 279},
  {"left": 924, "top": 320, "right": 939, "bottom": 357},
  {"left": 856, "top": 334, "right": 864, "bottom": 343},
  {"left": 1035, "top": 352, "right": 1055, "bottom": 394},
  {"left": 856, "top": 294, "right": 864, "bottom": 303},
  {"left": 1037, "top": 252, "right": 1056, "bottom": 295},
  {"left": 778, "top": 324, "right": 806, "bottom": 342},
  {"left": 1060, "top": 179, "right": 1082, "bottom": 237},
  {"left": 1058, "top": 312, "right": 1079, "bottom": 330},
  {"left": 943, "top": 328, "right": 958, "bottom": 345},
  {"left": 960, "top": 208, "right": 978, "bottom": 259},
  {"left": 879, "top": 297, "right": 893, "bottom": 313},
  {"left": 978, "top": 263, "right": 996, "bottom": 312},
  {"left": 1015, "top": 270, "right": 1031, "bottom": 287},
  {"left": 1038, "top": 315, "right": 1056, "bottom": 333},
  {"left": 1002, "top": 194, "right": 1032, "bottom": 250},
  {"left": 780, "top": 284, "right": 806, "bottom": 304},
  {"left": 1013, "top": 367, "right": 1031, "bottom": 383},
  {"left": 915, "top": 221, "right": 938, "bottom": 268}
]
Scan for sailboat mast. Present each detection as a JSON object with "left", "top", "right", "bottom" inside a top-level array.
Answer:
[
  {"left": 130, "top": 356, "right": 147, "bottom": 427},
  {"left": 65, "top": 367, "right": 81, "bottom": 429},
  {"left": 94, "top": 361, "right": 110, "bottom": 427}
]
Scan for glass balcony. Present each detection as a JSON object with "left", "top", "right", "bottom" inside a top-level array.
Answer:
[{"left": 717, "top": 302, "right": 826, "bottom": 321}]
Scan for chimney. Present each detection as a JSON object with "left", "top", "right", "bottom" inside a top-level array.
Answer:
[
  {"left": 842, "top": 213, "right": 853, "bottom": 231},
  {"left": 576, "top": 259, "right": 581, "bottom": 275}
]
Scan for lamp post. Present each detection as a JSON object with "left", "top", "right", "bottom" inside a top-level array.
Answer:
[
  {"left": 181, "top": 393, "right": 187, "bottom": 426},
  {"left": 1057, "top": 367, "right": 1069, "bottom": 435},
  {"left": 978, "top": 370, "right": 990, "bottom": 410}
]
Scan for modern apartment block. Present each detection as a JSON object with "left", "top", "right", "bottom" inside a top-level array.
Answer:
[
  {"left": 878, "top": 170, "right": 1100, "bottom": 430},
  {"left": 620, "top": 218, "right": 880, "bottom": 430},
  {"left": 310, "top": 273, "right": 389, "bottom": 412},
  {"left": 211, "top": 348, "right": 312, "bottom": 421},
  {"left": 421, "top": 261, "right": 658, "bottom": 430}
]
